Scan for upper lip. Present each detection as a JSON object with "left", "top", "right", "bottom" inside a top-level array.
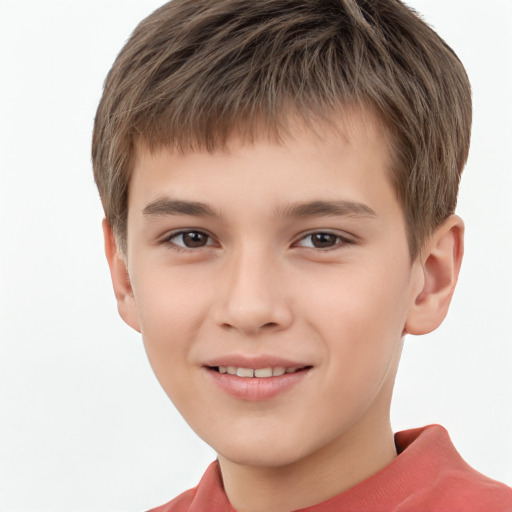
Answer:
[{"left": 202, "top": 354, "right": 311, "bottom": 369}]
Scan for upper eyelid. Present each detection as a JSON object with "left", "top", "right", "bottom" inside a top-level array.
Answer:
[
  {"left": 292, "top": 230, "right": 358, "bottom": 253},
  {"left": 163, "top": 228, "right": 218, "bottom": 247},
  {"left": 293, "top": 229, "right": 355, "bottom": 243},
  {"left": 164, "top": 228, "right": 214, "bottom": 239}
]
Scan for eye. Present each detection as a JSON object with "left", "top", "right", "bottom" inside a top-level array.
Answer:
[
  {"left": 167, "top": 230, "right": 216, "bottom": 249},
  {"left": 294, "top": 232, "right": 351, "bottom": 249}
]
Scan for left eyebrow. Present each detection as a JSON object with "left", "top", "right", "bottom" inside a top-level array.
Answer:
[
  {"left": 274, "top": 200, "right": 377, "bottom": 219},
  {"left": 142, "top": 198, "right": 222, "bottom": 218}
]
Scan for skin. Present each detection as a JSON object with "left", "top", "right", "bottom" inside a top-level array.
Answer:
[{"left": 104, "top": 111, "right": 464, "bottom": 512}]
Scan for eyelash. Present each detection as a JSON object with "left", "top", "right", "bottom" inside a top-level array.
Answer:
[
  {"left": 162, "top": 230, "right": 355, "bottom": 252},
  {"left": 293, "top": 231, "right": 355, "bottom": 250},
  {"left": 163, "top": 230, "right": 218, "bottom": 251}
]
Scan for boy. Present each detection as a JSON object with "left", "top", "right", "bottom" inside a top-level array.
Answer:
[{"left": 92, "top": 0, "right": 512, "bottom": 510}]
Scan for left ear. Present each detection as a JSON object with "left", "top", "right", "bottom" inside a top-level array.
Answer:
[{"left": 405, "top": 215, "right": 464, "bottom": 335}]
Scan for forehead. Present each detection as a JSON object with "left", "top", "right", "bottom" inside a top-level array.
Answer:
[{"left": 129, "top": 109, "right": 391, "bottom": 213}]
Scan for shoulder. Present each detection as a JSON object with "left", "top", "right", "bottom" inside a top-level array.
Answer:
[
  {"left": 427, "top": 446, "right": 512, "bottom": 511},
  {"left": 419, "top": 464, "right": 512, "bottom": 512},
  {"left": 395, "top": 425, "right": 512, "bottom": 512},
  {"left": 145, "top": 461, "right": 233, "bottom": 512},
  {"left": 146, "top": 488, "right": 196, "bottom": 512}
]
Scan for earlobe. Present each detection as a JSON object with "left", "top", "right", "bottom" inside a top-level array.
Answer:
[
  {"left": 405, "top": 215, "right": 464, "bottom": 336},
  {"left": 102, "top": 219, "right": 141, "bottom": 333}
]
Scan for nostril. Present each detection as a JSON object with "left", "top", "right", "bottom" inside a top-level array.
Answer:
[{"left": 219, "top": 321, "right": 279, "bottom": 332}]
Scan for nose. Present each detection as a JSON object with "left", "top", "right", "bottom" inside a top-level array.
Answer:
[{"left": 212, "top": 247, "right": 294, "bottom": 335}]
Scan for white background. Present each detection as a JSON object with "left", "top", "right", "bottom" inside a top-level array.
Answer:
[{"left": 1, "top": 1, "right": 511, "bottom": 511}]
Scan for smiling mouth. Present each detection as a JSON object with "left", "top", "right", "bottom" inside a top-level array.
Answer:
[{"left": 209, "top": 366, "right": 311, "bottom": 378}]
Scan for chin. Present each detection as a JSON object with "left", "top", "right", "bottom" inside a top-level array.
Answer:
[
  {"left": 210, "top": 427, "right": 323, "bottom": 469},
  {"left": 218, "top": 444, "right": 308, "bottom": 468}
]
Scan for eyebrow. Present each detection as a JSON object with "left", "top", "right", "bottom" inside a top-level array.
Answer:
[
  {"left": 143, "top": 198, "right": 222, "bottom": 218},
  {"left": 274, "top": 200, "right": 377, "bottom": 219},
  {"left": 142, "top": 197, "right": 377, "bottom": 220}
]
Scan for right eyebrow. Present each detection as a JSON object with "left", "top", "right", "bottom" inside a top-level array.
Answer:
[{"left": 142, "top": 198, "right": 222, "bottom": 218}]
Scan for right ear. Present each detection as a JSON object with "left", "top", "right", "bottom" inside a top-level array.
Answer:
[{"left": 102, "top": 219, "right": 141, "bottom": 333}]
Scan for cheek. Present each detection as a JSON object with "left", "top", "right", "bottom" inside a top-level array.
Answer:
[
  {"left": 131, "top": 267, "right": 210, "bottom": 383},
  {"left": 134, "top": 261, "right": 208, "bottom": 327},
  {"left": 301, "top": 260, "right": 412, "bottom": 380},
  {"left": 301, "top": 258, "right": 411, "bottom": 333}
]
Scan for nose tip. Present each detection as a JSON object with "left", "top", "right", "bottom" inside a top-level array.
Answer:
[
  {"left": 213, "top": 254, "right": 293, "bottom": 335},
  {"left": 219, "top": 305, "right": 289, "bottom": 335}
]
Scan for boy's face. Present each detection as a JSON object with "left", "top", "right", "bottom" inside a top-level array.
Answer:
[{"left": 120, "top": 111, "right": 425, "bottom": 468}]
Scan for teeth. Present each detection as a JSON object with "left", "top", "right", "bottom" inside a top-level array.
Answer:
[
  {"left": 217, "top": 366, "right": 301, "bottom": 378},
  {"left": 254, "top": 367, "right": 273, "bottom": 378},
  {"left": 236, "top": 367, "right": 254, "bottom": 377}
]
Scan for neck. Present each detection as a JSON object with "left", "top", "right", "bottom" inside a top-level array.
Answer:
[{"left": 218, "top": 414, "right": 397, "bottom": 512}]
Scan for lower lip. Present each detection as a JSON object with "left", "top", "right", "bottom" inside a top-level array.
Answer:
[{"left": 204, "top": 368, "right": 311, "bottom": 401}]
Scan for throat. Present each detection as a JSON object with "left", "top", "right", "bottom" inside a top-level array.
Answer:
[{"left": 216, "top": 422, "right": 397, "bottom": 512}]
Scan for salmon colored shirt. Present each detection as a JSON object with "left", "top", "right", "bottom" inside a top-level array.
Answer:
[{"left": 148, "top": 425, "right": 512, "bottom": 512}]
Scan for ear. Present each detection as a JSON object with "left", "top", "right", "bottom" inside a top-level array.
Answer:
[
  {"left": 405, "top": 215, "right": 464, "bottom": 335},
  {"left": 102, "top": 219, "right": 141, "bottom": 333}
]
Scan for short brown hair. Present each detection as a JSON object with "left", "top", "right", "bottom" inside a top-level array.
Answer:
[{"left": 92, "top": 0, "right": 472, "bottom": 258}]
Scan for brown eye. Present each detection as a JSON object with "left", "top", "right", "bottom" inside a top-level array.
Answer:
[
  {"left": 310, "top": 233, "right": 339, "bottom": 248},
  {"left": 169, "top": 231, "right": 214, "bottom": 248},
  {"left": 295, "top": 232, "right": 352, "bottom": 250}
]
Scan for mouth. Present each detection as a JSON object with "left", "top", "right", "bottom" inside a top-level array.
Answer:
[
  {"left": 208, "top": 365, "right": 311, "bottom": 378},
  {"left": 203, "top": 363, "right": 313, "bottom": 401}
]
